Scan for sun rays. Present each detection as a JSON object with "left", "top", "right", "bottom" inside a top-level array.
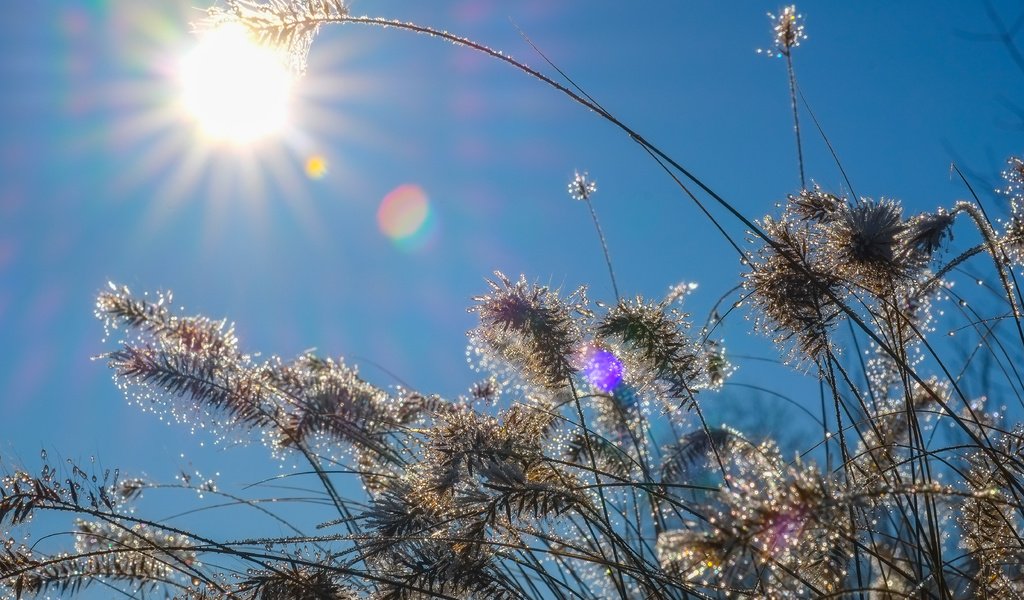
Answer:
[
  {"left": 178, "top": 23, "right": 293, "bottom": 144},
  {"left": 96, "top": 3, "right": 383, "bottom": 247}
]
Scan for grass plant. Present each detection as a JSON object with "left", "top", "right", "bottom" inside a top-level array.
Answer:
[{"left": 3, "top": 2, "right": 1024, "bottom": 598}]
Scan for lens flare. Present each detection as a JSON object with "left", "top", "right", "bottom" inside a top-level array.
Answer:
[
  {"left": 377, "top": 184, "right": 435, "bottom": 250},
  {"left": 179, "top": 23, "right": 293, "bottom": 143},
  {"left": 574, "top": 344, "right": 625, "bottom": 393},
  {"left": 305, "top": 154, "right": 328, "bottom": 179}
]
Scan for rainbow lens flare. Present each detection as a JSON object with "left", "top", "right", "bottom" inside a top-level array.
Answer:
[{"left": 377, "top": 184, "right": 435, "bottom": 250}]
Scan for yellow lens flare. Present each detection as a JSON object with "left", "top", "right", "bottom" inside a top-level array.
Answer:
[
  {"left": 305, "top": 154, "right": 328, "bottom": 179},
  {"left": 179, "top": 23, "right": 293, "bottom": 143}
]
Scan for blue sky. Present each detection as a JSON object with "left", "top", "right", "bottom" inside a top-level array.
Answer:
[{"left": 1, "top": 0, "right": 1022, "bottom": 578}]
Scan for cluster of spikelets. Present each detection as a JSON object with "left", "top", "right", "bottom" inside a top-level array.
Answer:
[
  {"left": 746, "top": 188, "right": 944, "bottom": 361},
  {"left": 4, "top": 0, "right": 1024, "bottom": 598},
  {"left": 3, "top": 272, "right": 863, "bottom": 598},
  {"left": 1, "top": 181, "right": 1022, "bottom": 597},
  {"left": 742, "top": 181, "right": 1024, "bottom": 367}
]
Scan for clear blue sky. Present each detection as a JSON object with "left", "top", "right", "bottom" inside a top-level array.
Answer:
[{"left": 0, "top": 0, "right": 1022, "bottom": 571}]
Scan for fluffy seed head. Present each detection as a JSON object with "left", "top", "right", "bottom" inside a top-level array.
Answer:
[
  {"left": 597, "top": 298, "right": 707, "bottom": 405},
  {"left": 999, "top": 157, "right": 1024, "bottom": 264}
]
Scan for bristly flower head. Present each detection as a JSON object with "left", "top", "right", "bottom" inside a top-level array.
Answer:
[
  {"left": 825, "top": 197, "right": 912, "bottom": 291},
  {"left": 596, "top": 297, "right": 711, "bottom": 405},
  {"left": 904, "top": 209, "right": 955, "bottom": 262},
  {"left": 998, "top": 156, "right": 1024, "bottom": 264},
  {"left": 999, "top": 155, "right": 1024, "bottom": 200},
  {"left": 758, "top": 5, "right": 806, "bottom": 58},
  {"left": 787, "top": 186, "right": 843, "bottom": 223},
  {"left": 744, "top": 218, "right": 844, "bottom": 363},
  {"left": 470, "top": 272, "right": 587, "bottom": 389},
  {"left": 568, "top": 171, "right": 597, "bottom": 201},
  {"left": 201, "top": 0, "right": 348, "bottom": 74},
  {"left": 1002, "top": 202, "right": 1024, "bottom": 265}
]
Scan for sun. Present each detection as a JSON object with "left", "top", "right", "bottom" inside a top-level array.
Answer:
[
  {"left": 93, "top": 2, "right": 388, "bottom": 247},
  {"left": 179, "top": 23, "right": 294, "bottom": 144}
]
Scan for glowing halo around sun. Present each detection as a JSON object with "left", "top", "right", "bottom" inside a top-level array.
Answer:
[
  {"left": 178, "top": 23, "right": 293, "bottom": 143},
  {"left": 96, "top": 2, "right": 391, "bottom": 248}
]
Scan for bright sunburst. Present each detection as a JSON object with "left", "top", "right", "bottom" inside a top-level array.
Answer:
[
  {"left": 179, "top": 23, "right": 293, "bottom": 143},
  {"left": 93, "top": 3, "right": 389, "bottom": 247}
]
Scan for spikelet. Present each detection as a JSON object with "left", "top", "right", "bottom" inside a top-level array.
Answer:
[
  {"left": 660, "top": 426, "right": 747, "bottom": 488},
  {"left": 73, "top": 519, "right": 197, "bottom": 580},
  {"left": 99, "top": 285, "right": 282, "bottom": 437},
  {"left": 725, "top": 462, "right": 850, "bottom": 595},
  {"left": 903, "top": 209, "right": 955, "bottom": 263},
  {"left": 272, "top": 354, "right": 395, "bottom": 454},
  {"left": 1000, "top": 155, "right": 1024, "bottom": 200},
  {"left": 0, "top": 519, "right": 196, "bottom": 597},
  {"left": 786, "top": 186, "right": 843, "bottom": 223}
]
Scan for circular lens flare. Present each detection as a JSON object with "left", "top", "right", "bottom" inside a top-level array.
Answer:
[
  {"left": 574, "top": 344, "right": 625, "bottom": 393},
  {"left": 179, "top": 23, "right": 293, "bottom": 143},
  {"left": 378, "top": 184, "right": 435, "bottom": 250},
  {"left": 305, "top": 154, "right": 328, "bottom": 179}
]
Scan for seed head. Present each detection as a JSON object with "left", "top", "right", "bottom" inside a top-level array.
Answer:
[
  {"left": 1002, "top": 203, "right": 1024, "bottom": 265},
  {"left": 745, "top": 218, "right": 843, "bottom": 362},
  {"left": 999, "top": 155, "right": 1024, "bottom": 200},
  {"left": 826, "top": 198, "right": 912, "bottom": 291},
  {"left": 998, "top": 157, "right": 1024, "bottom": 264},
  {"left": 568, "top": 171, "right": 597, "bottom": 201},
  {"left": 759, "top": 5, "right": 806, "bottom": 58},
  {"left": 470, "top": 272, "right": 585, "bottom": 389},
  {"left": 787, "top": 187, "right": 843, "bottom": 223},
  {"left": 596, "top": 297, "right": 707, "bottom": 405},
  {"left": 904, "top": 209, "right": 954, "bottom": 262},
  {"left": 201, "top": 0, "right": 348, "bottom": 75}
]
